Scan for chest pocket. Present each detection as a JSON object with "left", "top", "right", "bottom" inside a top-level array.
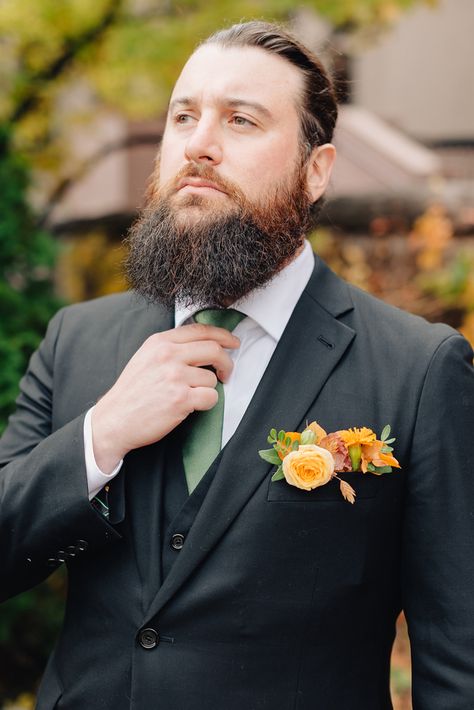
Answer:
[{"left": 267, "top": 471, "right": 379, "bottom": 502}]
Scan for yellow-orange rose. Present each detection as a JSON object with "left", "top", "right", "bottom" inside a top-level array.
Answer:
[{"left": 282, "top": 444, "right": 335, "bottom": 491}]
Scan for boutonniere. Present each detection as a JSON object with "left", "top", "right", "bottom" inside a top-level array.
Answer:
[{"left": 259, "top": 422, "right": 400, "bottom": 504}]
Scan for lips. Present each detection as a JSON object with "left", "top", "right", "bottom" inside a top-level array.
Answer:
[{"left": 177, "top": 177, "right": 227, "bottom": 194}]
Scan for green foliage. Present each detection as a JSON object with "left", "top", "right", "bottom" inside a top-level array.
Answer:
[
  {"left": 300, "top": 429, "right": 316, "bottom": 445},
  {"left": 258, "top": 447, "right": 282, "bottom": 465},
  {"left": 0, "top": 128, "right": 62, "bottom": 433},
  {"left": 271, "top": 465, "right": 285, "bottom": 481},
  {"left": 0, "top": 569, "right": 66, "bottom": 700},
  {"left": 366, "top": 462, "right": 393, "bottom": 474},
  {"left": 0, "top": 127, "right": 64, "bottom": 702}
]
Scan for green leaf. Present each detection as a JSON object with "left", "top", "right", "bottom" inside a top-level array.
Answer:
[
  {"left": 380, "top": 424, "right": 391, "bottom": 441},
  {"left": 372, "top": 465, "right": 392, "bottom": 475},
  {"left": 270, "top": 428, "right": 277, "bottom": 440},
  {"left": 384, "top": 437, "right": 396, "bottom": 445},
  {"left": 292, "top": 440, "right": 299, "bottom": 451},
  {"left": 300, "top": 430, "right": 316, "bottom": 445},
  {"left": 381, "top": 445, "right": 393, "bottom": 453},
  {"left": 267, "top": 435, "right": 274, "bottom": 444},
  {"left": 271, "top": 466, "right": 285, "bottom": 482},
  {"left": 258, "top": 448, "right": 282, "bottom": 466},
  {"left": 366, "top": 462, "right": 376, "bottom": 472},
  {"left": 278, "top": 430, "right": 285, "bottom": 442},
  {"left": 285, "top": 436, "right": 291, "bottom": 447}
]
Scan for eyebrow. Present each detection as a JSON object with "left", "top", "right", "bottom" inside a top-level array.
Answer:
[{"left": 169, "top": 96, "right": 274, "bottom": 121}]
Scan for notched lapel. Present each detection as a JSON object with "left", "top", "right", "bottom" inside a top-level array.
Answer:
[{"left": 144, "top": 257, "right": 356, "bottom": 619}]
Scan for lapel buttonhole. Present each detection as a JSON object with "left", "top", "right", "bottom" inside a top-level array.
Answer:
[{"left": 317, "top": 335, "right": 335, "bottom": 349}]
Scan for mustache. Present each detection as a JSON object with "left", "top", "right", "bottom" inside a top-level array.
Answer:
[
  {"left": 127, "top": 156, "right": 313, "bottom": 309},
  {"left": 156, "top": 163, "right": 247, "bottom": 205}
]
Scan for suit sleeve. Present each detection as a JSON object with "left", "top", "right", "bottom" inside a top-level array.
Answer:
[
  {"left": 402, "top": 333, "right": 474, "bottom": 709},
  {"left": 0, "top": 309, "right": 122, "bottom": 603}
]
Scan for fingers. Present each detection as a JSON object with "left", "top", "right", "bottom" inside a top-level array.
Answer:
[
  {"left": 186, "top": 365, "right": 218, "bottom": 389},
  {"left": 178, "top": 340, "right": 234, "bottom": 383},
  {"left": 146, "top": 324, "right": 239, "bottom": 383},
  {"left": 162, "top": 323, "right": 240, "bottom": 349},
  {"left": 188, "top": 386, "right": 219, "bottom": 412}
]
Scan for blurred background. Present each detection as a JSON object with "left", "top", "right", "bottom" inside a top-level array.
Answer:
[{"left": 0, "top": 0, "right": 472, "bottom": 707}]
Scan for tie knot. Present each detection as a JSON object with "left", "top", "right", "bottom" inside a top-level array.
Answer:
[{"left": 194, "top": 308, "right": 245, "bottom": 332}]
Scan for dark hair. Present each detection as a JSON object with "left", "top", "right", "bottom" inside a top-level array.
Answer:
[{"left": 201, "top": 21, "right": 338, "bottom": 154}]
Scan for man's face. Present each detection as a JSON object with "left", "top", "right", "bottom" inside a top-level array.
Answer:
[
  {"left": 157, "top": 44, "right": 305, "bottom": 219},
  {"left": 126, "top": 43, "right": 329, "bottom": 308}
]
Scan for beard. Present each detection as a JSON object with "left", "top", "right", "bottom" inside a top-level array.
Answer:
[{"left": 125, "top": 160, "right": 314, "bottom": 309}]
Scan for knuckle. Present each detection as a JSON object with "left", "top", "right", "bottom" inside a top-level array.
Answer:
[
  {"left": 169, "top": 382, "right": 188, "bottom": 409},
  {"left": 192, "top": 323, "right": 209, "bottom": 336},
  {"left": 164, "top": 362, "right": 182, "bottom": 383},
  {"left": 156, "top": 341, "right": 174, "bottom": 361},
  {"left": 208, "top": 371, "right": 218, "bottom": 387},
  {"left": 210, "top": 341, "right": 221, "bottom": 359},
  {"left": 185, "top": 323, "right": 205, "bottom": 340},
  {"left": 201, "top": 373, "right": 217, "bottom": 390},
  {"left": 145, "top": 332, "right": 162, "bottom": 347}
]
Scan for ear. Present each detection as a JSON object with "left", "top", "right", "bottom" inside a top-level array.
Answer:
[{"left": 305, "top": 143, "right": 336, "bottom": 203}]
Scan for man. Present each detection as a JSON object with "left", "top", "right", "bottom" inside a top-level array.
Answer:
[{"left": 1, "top": 21, "right": 473, "bottom": 710}]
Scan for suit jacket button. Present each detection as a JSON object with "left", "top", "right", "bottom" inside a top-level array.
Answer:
[
  {"left": 138, "top": 628, "right": 159, "bottom": 649},
  {"left": 47, "top": 558, "right": 57, "bottom": 567},
  {"left": 170, "top": 533, "right": 185, "bottom": 551},
  {"left": 76, "top": 540, "right": 88, "bottom": 551}
]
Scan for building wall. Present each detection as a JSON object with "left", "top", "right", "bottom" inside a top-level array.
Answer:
[
  {"left": 353, "top": 0, "right": 474, "bottom": 142},
  {"left": 50, "top": 113, "right": 130, "bottom": 225}
]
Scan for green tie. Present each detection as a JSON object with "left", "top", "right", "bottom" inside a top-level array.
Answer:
[{"left": 182, "top": 308, "right": 245, "bottom": 494}]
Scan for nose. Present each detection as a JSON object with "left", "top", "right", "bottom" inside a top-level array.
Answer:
[{"left": 184, "top": 116, "right": 222, "bottom": 166}]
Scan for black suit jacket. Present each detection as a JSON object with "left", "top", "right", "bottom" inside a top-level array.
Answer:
[{"left": 1, "top": 256, "right": 473, "bottom": 710}]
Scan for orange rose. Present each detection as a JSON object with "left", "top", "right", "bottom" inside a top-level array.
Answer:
[{"left": 282, "top": 444, "right": 335, "bottom": 491}]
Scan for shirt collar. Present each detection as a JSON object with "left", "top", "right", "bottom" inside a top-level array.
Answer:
[{"left": 174, "top": 239, "right": 315, "bottom": 341}]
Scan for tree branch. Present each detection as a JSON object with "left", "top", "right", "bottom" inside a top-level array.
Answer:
[{"left": 10, "top": 0, "right": 124, "bottom": 124}]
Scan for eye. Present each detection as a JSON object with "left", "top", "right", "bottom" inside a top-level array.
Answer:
[
  {"left": 231, "top": 115, "right": 256, "bottom": 127},
  {"left": 174, "top": 113, "right": 195, "bottom": 125}
]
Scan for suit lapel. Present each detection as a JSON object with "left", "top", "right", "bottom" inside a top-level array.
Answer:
[{"left": 144, "top": 257, "right": 356, "bottom": 620}]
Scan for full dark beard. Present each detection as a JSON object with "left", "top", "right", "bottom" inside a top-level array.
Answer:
[{"left": 125, "top": 164, "right": 313, "bottom": 309}]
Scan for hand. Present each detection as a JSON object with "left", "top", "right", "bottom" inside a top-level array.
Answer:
[{"left": 91, "top": 324, "right": 239, "bottom": 472}]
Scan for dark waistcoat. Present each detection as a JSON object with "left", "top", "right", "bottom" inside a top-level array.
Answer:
[{"left": 160, "top": 426, "right": 221, "bottom": 581}]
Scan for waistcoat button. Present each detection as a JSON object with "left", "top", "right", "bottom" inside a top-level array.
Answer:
[
  {"left": 170, "top": 533, "right": 185, "bottom": 551},
  {"left": 138, "top": 628, "right": 159, "bottom": 649}
]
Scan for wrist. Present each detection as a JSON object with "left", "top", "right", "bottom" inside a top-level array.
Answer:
[{"left": 91, "top": 403, "right": 128, "bottom": 473}]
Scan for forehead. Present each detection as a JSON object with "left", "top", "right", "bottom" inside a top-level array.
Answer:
[{"left": 170, "top": 44, "right": 303, "bottom": 116}]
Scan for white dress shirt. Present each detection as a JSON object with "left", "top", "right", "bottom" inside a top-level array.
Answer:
[{"left": 84, "top": 239, "right": 315, "bottom": 498}]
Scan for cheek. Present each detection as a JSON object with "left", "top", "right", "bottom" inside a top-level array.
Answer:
[
  {"left": 241, "top": 141, "right": 300, "bottom": 192},
  {"left": 157, "top": 158, "right": 172, "bottom": 189},
  {"left": 240, "top": 163, "right": 297, "bottom": 205},
  {"left": 157, "top": 137, "right": 181, "bottom": 188}
]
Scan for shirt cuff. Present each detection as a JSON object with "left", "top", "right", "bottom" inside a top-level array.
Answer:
[{"left": 84, "top": 407, "right": 123, "bottom": 500}]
